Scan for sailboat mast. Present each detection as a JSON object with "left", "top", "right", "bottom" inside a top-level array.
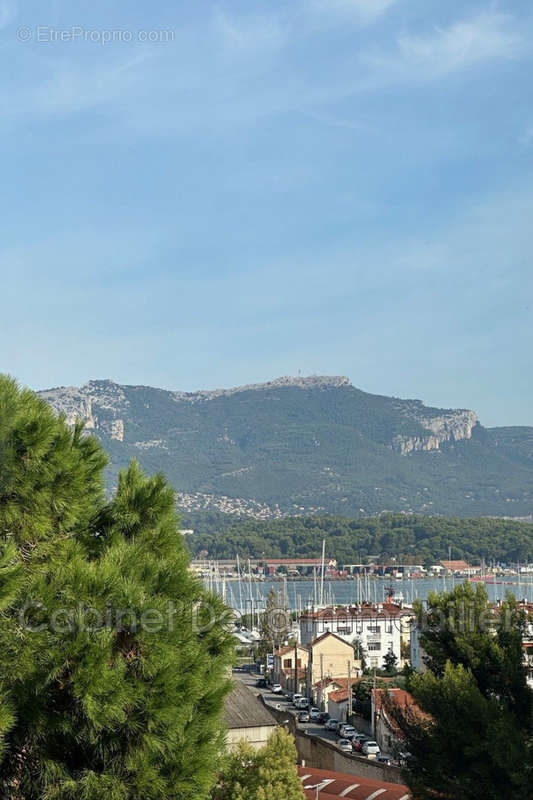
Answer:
[
  {"left": 236, "top": 554, "right": 244, "bottom": 617},
  {"left": 320, "top": 538, "right": 326, "bottom": 606}
]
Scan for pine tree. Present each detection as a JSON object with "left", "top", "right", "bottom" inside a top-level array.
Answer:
[
  {"left": 0, "top": 541, "right": 21, "bottom": 759},
  {"left": 0, "top": 376, "right": 235, "bottom": 799},
  {"left": 0, "top": 376, "right": 107, "bottom": 549},
  {"left": 213, "top": 727, "right": 305, "bottom": 800},
  {"left": 383, "top": 649, "right": 398, "bottom": 675}
]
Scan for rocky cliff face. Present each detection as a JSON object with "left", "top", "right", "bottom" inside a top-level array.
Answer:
[
  {"left": 39, "top": 376, "right": 352, "bottom": 444},
  {"left": 171, "top": 374, "right": 351, "bottom": 402},
  {"left": 39, "top": 376, "right": 478, "bottom": 455},
  {"left": 392, "top": 410, "right": 479, "bottom": 454},
  {"left": 39, "top": 380, "right": 128, "bottom": 441},
  {"left": 36, "top": 375, "right": 533, "bottom": 519}
]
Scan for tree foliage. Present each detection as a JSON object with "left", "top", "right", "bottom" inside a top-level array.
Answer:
[
  {"left": 382, "top": 650, "right": 398, "bottom": 675},
  {"left": 213, "top": 727, "right": 305, "bottom": 800},
  {"left": 186, "top": 511, "right": 533, "bottom": 565},
  {"left": 390, "top": 583, "right": 533, "bottom": 799},
  {"left": 257, "top": 588, "right": 290, "bottom": 663},
  {"left": 0, "top": 376, "right": 235, "bottom": 799},
  {"left": 352, "top": 677, "right": 404, "bottom": 720}
]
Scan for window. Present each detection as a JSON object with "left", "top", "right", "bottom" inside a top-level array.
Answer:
[
  {"left": 368, "top": 642, "right": 381, "bottom": 651},
  {"left": 283, "top": 658, "right": 292, "bottom": 668},
  {"left": 368, "top": 625, "right": 381, "bottom": 635}
]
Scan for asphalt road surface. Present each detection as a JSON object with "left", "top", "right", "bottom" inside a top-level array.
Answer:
[{"left": 234, "top": 667, "right": 346, "bottom": 745}]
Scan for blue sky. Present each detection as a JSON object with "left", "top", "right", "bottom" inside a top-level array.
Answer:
[{"left": 1, "top": 0, "right": 532, "bottom": 426}]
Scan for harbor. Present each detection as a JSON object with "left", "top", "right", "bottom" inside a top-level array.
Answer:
[{"left": 202, "top": 569, "right": 533, "bottom": 614}]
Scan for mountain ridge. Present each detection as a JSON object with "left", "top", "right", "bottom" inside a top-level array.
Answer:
[{"left": 38, "top": 376, "right": 533, "bottom": 518}]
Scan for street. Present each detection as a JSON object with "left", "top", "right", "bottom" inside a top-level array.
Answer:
[{"left": 234, "top": 668, "right": 343, "bottom": 746}]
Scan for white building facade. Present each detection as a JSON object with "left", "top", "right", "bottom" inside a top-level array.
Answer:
[{"left": 298, "top": 603, "right": 404, "bottom": 671}]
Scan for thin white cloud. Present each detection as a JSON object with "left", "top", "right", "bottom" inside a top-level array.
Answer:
[
  {"left": 212, "top": 9, "right": 286, "bottom": 54},
  {"left": 210, "top": 0, "right": 395, "bottom": 58},
  {"left": 363, "top": 11, "right": 525, "bottom": 84},
  {"left": 2, "top": 51, "right": 151, "bottom": 117},
  {"left": 399, "top": 12, "right": 521, "bottom": 71},
  {"left": 0, "top": 6, "right": 529, "bottom": 138}
]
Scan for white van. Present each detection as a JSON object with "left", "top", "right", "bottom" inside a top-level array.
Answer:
[
  {"left": 294, "top": 697, "right": 309, "bottom": 710},
  {"left": 291, "top": 693, "right": 303, "bottom": 706}
]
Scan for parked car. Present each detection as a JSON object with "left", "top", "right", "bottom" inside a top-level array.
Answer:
[
  {"left": 398, "top": 752, "right": 411, "bottom": 767},
  {"left": 362, "top": 740, "right": 381, "bottom": 757},
  {"left": 376, "top": 755, "right": 393, "bottom": 766},
  {"left": 292, "top": 693, "right": 303, "bottom": 706},
  {"left": 338, "top": 725, "right": 356, "bottom": 740},
  {"left": 325, "top": 718, "right": 338, "bottom": 731},
  {"left": 318, "top": 712, "right": 330, "bottom": 724},
  {"left": 295, "top": 698, "right": 309, "bottom": 710},
  {"left": 271, "top": 684, "right": 283, "bottom": 694},
  {"left": 309, "top": 707, "right": 321, "bottom": 721},
  {"left": 255, "top": 678, "right": 266, "bottom": 688},
  {"left": 337, "top": 738, "right": 353, "bottom": 753},
  {"left": 352, "top": 734, "right": 370, "bottom": 752},
  {"left": 297, "top": 710, "right": 310, "bottom": 723}
]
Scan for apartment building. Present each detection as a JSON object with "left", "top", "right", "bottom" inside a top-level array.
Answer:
[{"left": 299, "top": 603, "right": 404, "bottom": 670}]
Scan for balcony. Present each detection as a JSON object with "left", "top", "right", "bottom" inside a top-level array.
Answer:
[{"left": 337, "top": 627, "right": 352, "bottom": 636}]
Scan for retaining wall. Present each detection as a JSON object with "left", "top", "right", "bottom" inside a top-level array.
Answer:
[{"left": 263, "top": 699, "right": 404, "bottom": 785}]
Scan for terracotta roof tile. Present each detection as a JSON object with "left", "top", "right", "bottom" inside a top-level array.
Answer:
[
  {"left": 329, "top": 689, "right": 350, "bottom": 703},
  {"left": 310, "top": 631, "right": 356, "bottom": 648},
  {"left": 298, "top": 766, "right": 410, "bottom": 799}
]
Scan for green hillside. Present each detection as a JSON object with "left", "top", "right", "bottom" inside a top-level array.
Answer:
[
  {"left": 39, "top": 376, "right": 533, "bottom": 518},
  {"left": 183, "top": 512, "right": 533, "bottom": 566}
]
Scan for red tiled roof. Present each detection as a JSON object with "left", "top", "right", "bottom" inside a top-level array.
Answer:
[
  {"left": 315, "top": 677, "right": 358, "bottom": 690},
  {"left": 310, "top": 631, "right": 355, "bottom": 648},
  {"left": 329, "top": 677, "right": 397, "bottom": 704},
  {"left": 298, "top": 766, "right": 410, "bottom": 800},
  {"left": 265, "top": 558, "right": 324, "bottom": 564},
  {"left": 274, "top": 644, "right": 307, "bottom": 657},
  {"left": 314, "top": 677, "right": 339, "bottom": 690},
  {"left": 373, "top": 688, "right": 419, "bottom": 712},
  {"left": 440, "top": 560, "right": 470, "bottom": 571},
  {"left": 300, "top": 604, "right": 406, "bottom": 621},
  {"left": 329, "top": 689, "right": 349, "bottom": 703},
  {"left": 373, "top": 688, "right": 431, "bottom": 735}
]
